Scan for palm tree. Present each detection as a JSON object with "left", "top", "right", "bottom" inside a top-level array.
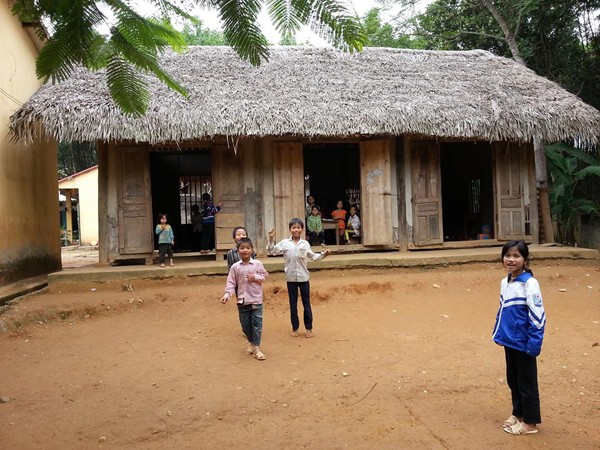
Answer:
[
  {"left": 12, "top": 0, "right": 365, "bottom": 115},
  {"left": 546, "top": 143, "right": 600, "bottom": 244}
]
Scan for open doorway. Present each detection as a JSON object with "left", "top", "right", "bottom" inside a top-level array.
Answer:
[
  {"left": 150, "top": 149, "right": 212, "bottom": 252},
  {"left": 303, "top": 143, "right": 360, "bottom": 245},
  {"left": 440, "top": 143, "right": 494, "bottom": 241}
]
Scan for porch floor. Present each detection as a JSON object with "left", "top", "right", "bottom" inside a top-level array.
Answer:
[{"left": 48, "top": 244, "right": 598, "bottom": 286}]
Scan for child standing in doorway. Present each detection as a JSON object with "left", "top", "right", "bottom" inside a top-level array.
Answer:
[
  {"left": 267, "top": 219, "right": 331, "bottom": 338},
  {"left": 226, "top": 226, "right": 256, "bottom": 270},
  {"left": 155, "top": 213, "right": 174, "bottom": 267},
  {"left": 200, "top": 193, "right": 222, "bottom": 254},
  {"left": 492, "top": 240, "right": 545, "bottom": 435},
  {"left": 220, "top": 238, "right": 268, "bottom": 360},
  {"left": 330, "top": 200, "right": 347, "bottom": 243},
  {"left": 306, "top": 205, "right": 325, "bottom": 246}
]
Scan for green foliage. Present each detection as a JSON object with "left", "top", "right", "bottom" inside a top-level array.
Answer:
[
  {"left": 413, "top": 0, "right": 600, "bottom": 109},
  {"left": 13, "top": 0, "right": 190, "bottom": 116},
  {"left": 546, "top": 143, "right": 600, "bottom": 244},
  {"left": 12, "top": 0, "right": 366, "bottom": 115},
  {"left": 57, "top": 142, "right": 97, "bottom": 178},
  {"left": 361, "top": 8, "right": 427, "bottom": 49},
  {"left": 279, "top": 33, "right": 299, "bottom": 46},
  {"left": 181, "top": 22, "right": 227, "bottom": 46}
]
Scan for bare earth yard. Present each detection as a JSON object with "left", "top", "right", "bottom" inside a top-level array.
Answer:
[{"left": 0, "top": 260, "right": 599, "bottom": 449}]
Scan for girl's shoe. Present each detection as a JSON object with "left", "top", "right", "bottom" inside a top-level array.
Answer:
[
  {"left": 245, "top": 344, "right": 255, "bottom": 355},
  {"left": 305, "top": 330, "right": 314, "bottom": 338},
  {"left": 160, "top": 263, "right": 165, "bottom": 268},
  {"left": 253, "top": 350, "right": 266, "bottom": 361},
  {"left": 504, "top": 423, "right": 538, "bottom": 435},
  {"left": 503, "top": 415, "right": 519, "bottom": 429}
]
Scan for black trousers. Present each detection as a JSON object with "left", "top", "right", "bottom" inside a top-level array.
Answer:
[
  {"left": 158, "top": 243, "right": 173, "bottom": 263},
  {"left": 200, "top": 223, "right": 215, "bottom": 250},
  {"left": 287, "top": 281, "right": 312, "bottom": 331},
  {"left": 505, "top": 346, "right": 541, "bottom": 424}
]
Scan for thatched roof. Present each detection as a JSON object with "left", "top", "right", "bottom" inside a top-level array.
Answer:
[{"left": 10, "top": 46, "right": 600, "bottom": 145}]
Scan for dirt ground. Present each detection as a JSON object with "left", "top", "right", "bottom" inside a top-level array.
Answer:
[
  {"left": 0, "top": 259, "right": 599, "bottom": 449},
  {"left": 61, "top": 247, "right": 100, "bottom": 269}
]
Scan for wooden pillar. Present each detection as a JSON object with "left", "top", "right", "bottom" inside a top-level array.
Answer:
[
  {"left": 396, "top": 136, "right": 408, "bottom": 252},
  {"left": 538, "top": 187, "right": 553, "bottom": 243},
  {"left": 534, "top": 140, "right": 554, "bottom": 243},
  {"left": 97, "top": 141, "right": 110, "bottom": 264},
  {"left": 65, "top": 189, "right": 73, "bottom": 245}
]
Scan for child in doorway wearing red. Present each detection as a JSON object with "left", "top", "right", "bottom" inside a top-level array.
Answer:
[{"left": 330, "top": 200, "right": 347, "bottom": 243}]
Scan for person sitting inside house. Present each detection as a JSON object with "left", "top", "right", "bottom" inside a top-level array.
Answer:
[
  {"left": 306, "top": 194, "right": 320, "bottom": 219},
  {"left": 330, "top": 200, "right": 347, "bottom": 244},
  {"left": 345, "top": 205, "right": 361, "bottom": 244},
  {"left": 477, "top": 224, "right": 492, "bottom": 240},
  {"left": 306, "top": 205, "right": 325, "bottom": 246}
]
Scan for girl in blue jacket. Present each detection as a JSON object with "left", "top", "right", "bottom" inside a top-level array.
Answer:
[{"left": 492, "top": 240, "right": 545, "bottom": 435}]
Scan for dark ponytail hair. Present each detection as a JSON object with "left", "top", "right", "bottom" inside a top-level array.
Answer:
[{"left": 501, "top": 240, "right": 533, "bottom": 275}]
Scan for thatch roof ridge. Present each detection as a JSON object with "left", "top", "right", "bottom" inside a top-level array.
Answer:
[{"left": 11, "top": 46, "right": 600, "bottom": 145}]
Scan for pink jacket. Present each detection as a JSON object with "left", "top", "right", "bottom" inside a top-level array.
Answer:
[{"left": 223, "top": 259, "right": 268, "bottom": 305}]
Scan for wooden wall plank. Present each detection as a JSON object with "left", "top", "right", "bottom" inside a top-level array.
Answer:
[
  {"left": 213, "top": 145, "right": 245, "bottom": 251},
  {"left": 273, "top": 142, "right": 305, "bottom": 241},
  {"left": 360, "top": 139, "right": 393, "bottom": 245}
]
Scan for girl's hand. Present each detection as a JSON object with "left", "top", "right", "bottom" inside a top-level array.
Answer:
[
  {"left": 268, "top": 228, "right": 275, "bottom": 239},
  {"left": 220, "top": 295, "right": 228, "bottom": 304},
  {"left": 246, "top": 273, "right": 256, "bottom": 282},
  {"left": 323, "top": 249, "right": 332, "bottom": 256}
]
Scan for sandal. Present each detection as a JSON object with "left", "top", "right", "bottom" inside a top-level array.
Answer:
[
  {"left": 245, "top": 345, "right": 254, "bottom": 355},
  {"left": 305, "top": 330, "right": 314, "bottom": 338},
  {"left": 503, "top": 415, "right": 519, "bottom": 429},
  {"left": 504, "top": 422, "right": 538, "bottom": 435},
  {"left": 253, "top": 350, "right": 266, "bottom": 361},
  {"left": 290, "top": 330, "right": 299, "bottom": 337}
]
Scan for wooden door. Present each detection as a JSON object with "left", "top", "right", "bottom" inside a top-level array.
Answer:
[
  {"left": 411, "top": 141, "right": 443, "bottom": 245},
  {"left": 213, "top": 145, "right": 245, "bottom": 251},
  {"left": 116, "top": 147, "right": 153, "bottom": 255},
  {"left": 494, "top": 143, "right": 526, "bottom": 240},
  {"left": 360, "top": 139, "right": 394, "bottom": 245},
  {"left": 273, "top": 142, "right": 305, "bottom": 240}
]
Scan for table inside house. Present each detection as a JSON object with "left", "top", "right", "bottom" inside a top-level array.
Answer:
[{"left": 322, "top": 219, "right": 340, "bottom": 245}]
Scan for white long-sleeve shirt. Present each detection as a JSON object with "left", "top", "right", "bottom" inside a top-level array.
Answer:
[{"left": 267, "top": 237, "right": 325, "bottom": 282}]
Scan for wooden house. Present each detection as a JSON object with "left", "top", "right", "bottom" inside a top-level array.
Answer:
[{"left": 11, "top": 47, "right": 600, "bottom": 264}]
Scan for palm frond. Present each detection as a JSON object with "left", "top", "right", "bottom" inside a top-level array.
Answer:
[
  {"left": 106, "top": 55, "right": 150, "bottom": 115},
  {"left": 290, "top": 0, "right": 365, "bottom": 51},
  {"left": 215, "top": 0, "right": 269, "bottom": 66},
  {"left": 109, "top": 27, "right": 188, "bottom": 96},
  {"left": 34, "top": 0, "right": 106, "bottom": 82}
]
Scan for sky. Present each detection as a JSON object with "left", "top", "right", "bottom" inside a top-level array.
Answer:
[{"left": 131, "top": 0, "right": 413, "bottom": 45}]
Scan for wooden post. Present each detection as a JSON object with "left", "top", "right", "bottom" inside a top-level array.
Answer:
[
  {"left": 65, "top": 189, "right": 73, "bottom": 245},
  {"left": 534, "top": 140, "right": 555, "bottom": 243},
  {"left": 396, "top": 136, "right": 408, "bottom": 252},
  {"left": 97, "top": 141, "right": 110, "bottom": 264},
  {"left": 538, "top": 187, "right": 554, "bottom": 243}
]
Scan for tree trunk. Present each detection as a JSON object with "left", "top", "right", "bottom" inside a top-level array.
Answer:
[
  {"left": 534, "top": 140, "right": 554, "bottom": 243},
  {"left": 481, "top": 0, "right": 555, "bottom": 243}
]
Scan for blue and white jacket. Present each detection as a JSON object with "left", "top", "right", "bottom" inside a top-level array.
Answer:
[{"left": 492, "top": 271, "right": 546, "bottom": 356}]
